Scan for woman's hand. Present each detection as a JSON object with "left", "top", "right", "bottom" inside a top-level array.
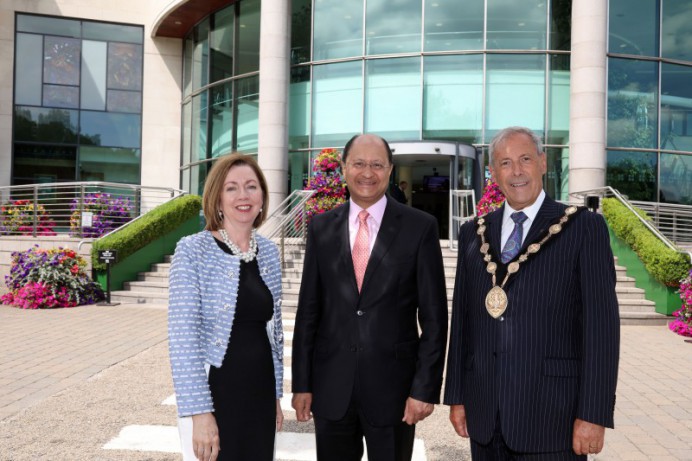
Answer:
[
  {"left": 276, "top": 399, "right": 284, "bottom": 431},
  {"left": 191, "top": 412, "right": 220, "bottom": 461}
]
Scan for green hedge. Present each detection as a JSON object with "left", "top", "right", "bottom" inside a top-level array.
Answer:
[
  {"left": 602, "top": 197, "right": 689, "bottom": 287},
  {"left": 91, "top": 194, "right": 202, "bottom": 271}
]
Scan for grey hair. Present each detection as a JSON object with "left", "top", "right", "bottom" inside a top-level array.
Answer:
[{"left": 488, "top": 126, "right": 544, "bottom": 166}]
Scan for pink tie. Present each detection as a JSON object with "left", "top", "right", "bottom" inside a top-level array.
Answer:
[{"left": 352, "top": 210, "right": 370, "bottom": 292}]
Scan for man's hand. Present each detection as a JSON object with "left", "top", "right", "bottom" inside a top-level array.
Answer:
[
  {"left": 449, "top": 404, "right": 468, "bottom": 438},
  {"left": 292, "top": 392, "right": 313, "bottom": 422},
  {"left": 402, "top": 397, "right": 434, "bottom": 425},
  {"left": 191, "top": 412, "right": 220, "bottom": 461},
  {"left": 573, "top": 418, "right": 605, "bottom": 455}
]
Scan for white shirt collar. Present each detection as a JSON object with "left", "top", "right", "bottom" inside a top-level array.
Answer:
[{"left": 502, "top": 190, "right": 546, "bottom": 225}]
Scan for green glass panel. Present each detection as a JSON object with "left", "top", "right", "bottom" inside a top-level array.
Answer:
[
  {"left": 211, "top": 6, "right": 234, "bottom": 82},
  {"left": 12, "top": 144, "right": 77, "bottom": 185},
  {"left": 365, "top": 57, "right": 421, "bottom": 140},
  {"left": 662, "top": 0, "right": 692, "bottom": 61},
  {"left": 237, "top": 0, "right": 260, "bottom": 74},
  {"left": 487, "top": 0, "right": 547, "bottom": 50},
  {"left": 424, "top": 0, "right": 483, "bottom": 52},
  {"left": 17, "top": 14, "right": 80, "bottom": 37},
  {"left": 79, "top": 146, "right": 140, "bottom": 183},
  {"left": 191, "top": 92, "right": 209, "bottom": 162},
  {"left": 660, "top": 63, "right": 692, "bottom": 152},
  {"left": 549, "top": 0, "right": 572, "bottom": 51},
  {"left": 79, "top": 111, "right": 141, "bottom": 148},
  {"left": 236, "top": 76, "right": 259, "bottom": 152},
  {"left": 485, "top": 54, "right": 546, "bottom": 140},
  {"left": 423, "top": 54, "right": 482, "bottom": 143},
  {"left": 81, "top": 40, "right": 107, "bottom": 111},
  {"left": 313, "top": 0, "right": 363, "bottom": 60},
  {"left": 545, "top": 146, "right": 569, "bottom": 201},
  {"left": 366, "top": 0, "right": 421, "bottom": 55},
  {"left": 83, "top": 22, "right": 143, "bottom": 44},
  {"left": 210, "top": 82, "right": 233, "bottom": 158},
  {"left": 660, "top": 153, "right": 692, "bottom": 205},
  {"left": 14, "top": 106, "right": 78, "bottom": 143},
  {"left": 609, "top": 0, "right": 658, "bottom": 56},
  {"left": 606, "top": 150, "right": 657, "bottom": 202},
  {"left": 192, "top": 19, "right": 210, "bottom": 90},
  {"left": 312, "top": 61, "right": 363, "bottom": 148},
  {"left": 291, "top": 0, "right": 312, "bottom": 64},
  {"left": 289, "top": 67, "right": 311, "bottom": 150},
  {"left": 547, "top": 54, "right": 570, "bottom": 145},
  {"left": 15, "top": 33, "right": 42, "bottom": 106},
  {"left": 607, "top": 58, "right": 657, "bottom": 149}
]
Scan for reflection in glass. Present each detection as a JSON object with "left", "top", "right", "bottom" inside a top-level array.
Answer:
[
  {"left": 550, "top": 0, "right": 572, "bottom": 51},
  {"left": 15, "top": 33, "right": 42, "bottom": 106},
  {"left": 193, "top": 19, "right": 210, "bottom": 91},
  {"left": 17, "top": 15, "right": 80, "bottom": 37},
  {"left": 607, "top": 58, "right": 657, "bottom": 149},
  {"left": 662, "top": 1, "right": 692, "bottom": 61},
  {"left": 608, "top": 0, "right": 658, "bottom": 56},
  {"left": 365, "top": 58, "right": 421, "bottom": 140},
  {"left": 183, "top": 37, "right": 194, "bottom": 97},
  {"left": 313, "top": 0, "right": 363, "bottom": 60},
  {"left": 108, "top": 43, "right": 143, "bottom": 91},
  {"left": 191, "top": 92, "right": 209, "bottom": 163},
  {"left": 424, "top": 0, "right": 483, "bottom": 52},
  {"left": 44, "top": 36, "right": 81, "bottom": 85},
  {"left": 289, "top": 67, "right": 311, "bottom": 150},
  {"left": 312, "top": 61, "right": 363, "bottom": 148},
  {"left": 79, "top": 111, "right": 141, "bottom": 148},
  {"left": 289, "top": 150, "right": 310, "bottom": 194},
  {"left": 423, "top": 54, "right": 482, "bottom": 143},
  {"left": 210, "top": 82, "right": 233, "bottom": 158},
  {"left": 181, "top": 102, "right": 192, "bottom": 168},
  {"left": 237, "top": 0, "right": 261, "bottom": 74},
  {"left": 107, "top": 90, "right": 141, "bottom": 113},
  {"left": 79, "top": 146, "right": 140, "bottom": 183},
  {"left": 12, "top": 144, "right": 77, "bottom": 186},
  {"left": 43, "top": 85, "right": 79, "bottom": 108},
  {"left": 606, "top": 150, "right": 657, "bottom": 202},
  {"left": 211, "top": 6, "right": 234, "bottom": 82},
  {"left": 14, "top": 106, "right": 78, "bottom": 143},
  {"left": 547, "top": 54, "right": 570, "bottom": 145},
  {"left": 236, "top": 77, "right": 259, "bottom": 152},
  {"left": 83, "top": 22, "right": 143, "bottom": 44},
  {"left": 291, "top": 0, "right": 312, "bottom": 64},
  {"left": 81, "top": 41, "right": 107, "bottom": 111},
  {"left": 661, "top": 63, "right": 692, "bottom": 152},
  {"left": 485, "top": 54, "right": 546, "bottom": 140},
  {"left": 545, "top": 147, "right": 569, "bottom": 201},
  {"left": 487, "top": 0, "right": 547, "bottom": 50},
  {"left": 660, "top": 153, "right": 692, "bottom": 204},
  {"left": 366, "top": 0, "right": 421, "bottom": 55}
]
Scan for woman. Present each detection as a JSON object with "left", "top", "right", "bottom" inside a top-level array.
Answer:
[{"left": 168, "top": 153, "right": 284, "bottom": 461}]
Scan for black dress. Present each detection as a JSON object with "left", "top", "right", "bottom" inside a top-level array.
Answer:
[{"left": 209, "top": 239, "right": 276, "bottom": 460}]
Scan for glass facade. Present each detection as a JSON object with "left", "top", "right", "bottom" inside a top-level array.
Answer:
[
  {"left": 286, "top": 0, "right": 571, "bottom": 200},
  {"left": 13, "top": 14, "right": 143, "bottom": 185},
  {"left": 607, "top": 0, "right": 692, "bottom": 204},
  {"left": 180, "top": 1, "right": 261, "bottom": 195}
]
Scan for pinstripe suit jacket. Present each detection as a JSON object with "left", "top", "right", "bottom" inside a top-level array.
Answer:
[{"left": 444, "top": 195, "right": 620, "bottom": 452}]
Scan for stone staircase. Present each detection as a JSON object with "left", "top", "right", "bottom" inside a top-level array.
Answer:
[{"left": 110, "top": 244, "right": 668, "bottom": 325}]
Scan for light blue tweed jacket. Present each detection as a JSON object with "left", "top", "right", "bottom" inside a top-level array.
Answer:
[{"left": 168, "top": 230, "right": 284, "bottom": 418}]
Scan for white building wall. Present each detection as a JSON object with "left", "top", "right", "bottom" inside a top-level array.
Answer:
[{"left": 0, "top": 0, "right": 182, "bottom": 191}]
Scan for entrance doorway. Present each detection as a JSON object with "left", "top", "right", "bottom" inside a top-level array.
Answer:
[{"left": 389, "top": 141, "right": 478, "bottom": 240}]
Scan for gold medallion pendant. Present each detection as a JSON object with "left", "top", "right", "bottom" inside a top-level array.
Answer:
[{"left": 485, "top": 286, "right": 508, "bottom": 319}]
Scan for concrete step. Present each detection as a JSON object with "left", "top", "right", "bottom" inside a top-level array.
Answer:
[
  {"left": 150, "top": 263, "right": 171, "bottom": 273},
  {"left": 617, "top": 298, "right": 657, "bottom": 312},
  {"left": 619, "top": 311, "right": 671, "bottom": 326},
  {"left": 139, "top": 272, "right": 169, "bottom": 282},
  {"left": 615, "top": 286, "right": 647, "bottom": 299},
  {"left": 110, "top": 290, "right": 169, "bottom": 304},
  {"left": 123, "top": 281, "right": 170, "bottom": 293}
]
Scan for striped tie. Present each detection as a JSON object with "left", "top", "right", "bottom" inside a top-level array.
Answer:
[{"left": 501, "top": 211, "right": 528, "bottom": 264}]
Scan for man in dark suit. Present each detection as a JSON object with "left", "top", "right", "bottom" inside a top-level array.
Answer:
[
  {"left": 444, "top": 126, "right": 620, "bottom": 460},
  {"left": 292, "top": 133, "right": 448, "bottom": 461}
]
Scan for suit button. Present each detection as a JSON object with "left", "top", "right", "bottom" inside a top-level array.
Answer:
[
  {"left": 357, "top": 310, "right": 364, "bottom": 316},
  {"left": 215, "top": 339, "right": 222, "bottom": 347},
  {"left": 499, "top": 316, "right": 505, "bottom": 322},
  {"left": 350, "top": 346, "right": 357, "bottom": 352}
]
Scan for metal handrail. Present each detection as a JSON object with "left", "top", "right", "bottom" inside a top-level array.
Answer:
[
  {"left": 258, "top": 190, "right": 316, "bottom": 266},
  {"left": 0, "top": 181, "right": 185, "bottom": 239},
  {"left": 570, "top": 186, "right": 692, "bottom": 264},
  {"left": 448, "top": 189, "right": 477, "bottom": 250}
]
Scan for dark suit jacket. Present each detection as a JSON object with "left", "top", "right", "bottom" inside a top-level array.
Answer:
[
  {"left": 444, "top": 195, "right": 620, "bottom": 452},
  {"left": 292, "top": 197, "right": 448, "bottom": 426}
]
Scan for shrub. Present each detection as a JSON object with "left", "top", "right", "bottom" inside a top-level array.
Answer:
[
  {"left": 0, "top": 199, "right": 56, "bottom": 236},
  {"left": 70, "top": 192, "right": 134, "bottom": 238},
  {"left": 602, "top": 197, "right": 690, "bottom": 287},
  {"left": 669, "top": 268, "right": 692, "bottom": 337},
  {"left": 1, "top": 246, "right": 103, "bottom": 309},
  {"left": 91, "top": 194, "right": 202, "bottom": 271}
]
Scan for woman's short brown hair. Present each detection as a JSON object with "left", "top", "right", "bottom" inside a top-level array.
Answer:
[{"left": 202, "top": 153, "right": 269, "bottom": 230}]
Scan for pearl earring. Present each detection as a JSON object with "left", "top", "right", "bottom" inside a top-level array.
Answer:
[{"left": 218, "top": 210, "right": 223, "bottom": 219}]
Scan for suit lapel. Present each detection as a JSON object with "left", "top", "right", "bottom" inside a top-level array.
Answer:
[
  {"left": 360, "top": 198, "right": 400, "bottom": 294},
  {"left": 521, "top": 195, "right": 562, "bottom": 251},
  {"left": 332, "top": 203, "right": 359, "bottom": 293},
  {"left": 486, "top": 206, "right": 504, "bottom": 263}
]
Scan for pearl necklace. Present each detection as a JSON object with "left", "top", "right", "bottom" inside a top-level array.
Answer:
[{"left": 219, "top": 228, "right": 258, "bottom": 263}]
